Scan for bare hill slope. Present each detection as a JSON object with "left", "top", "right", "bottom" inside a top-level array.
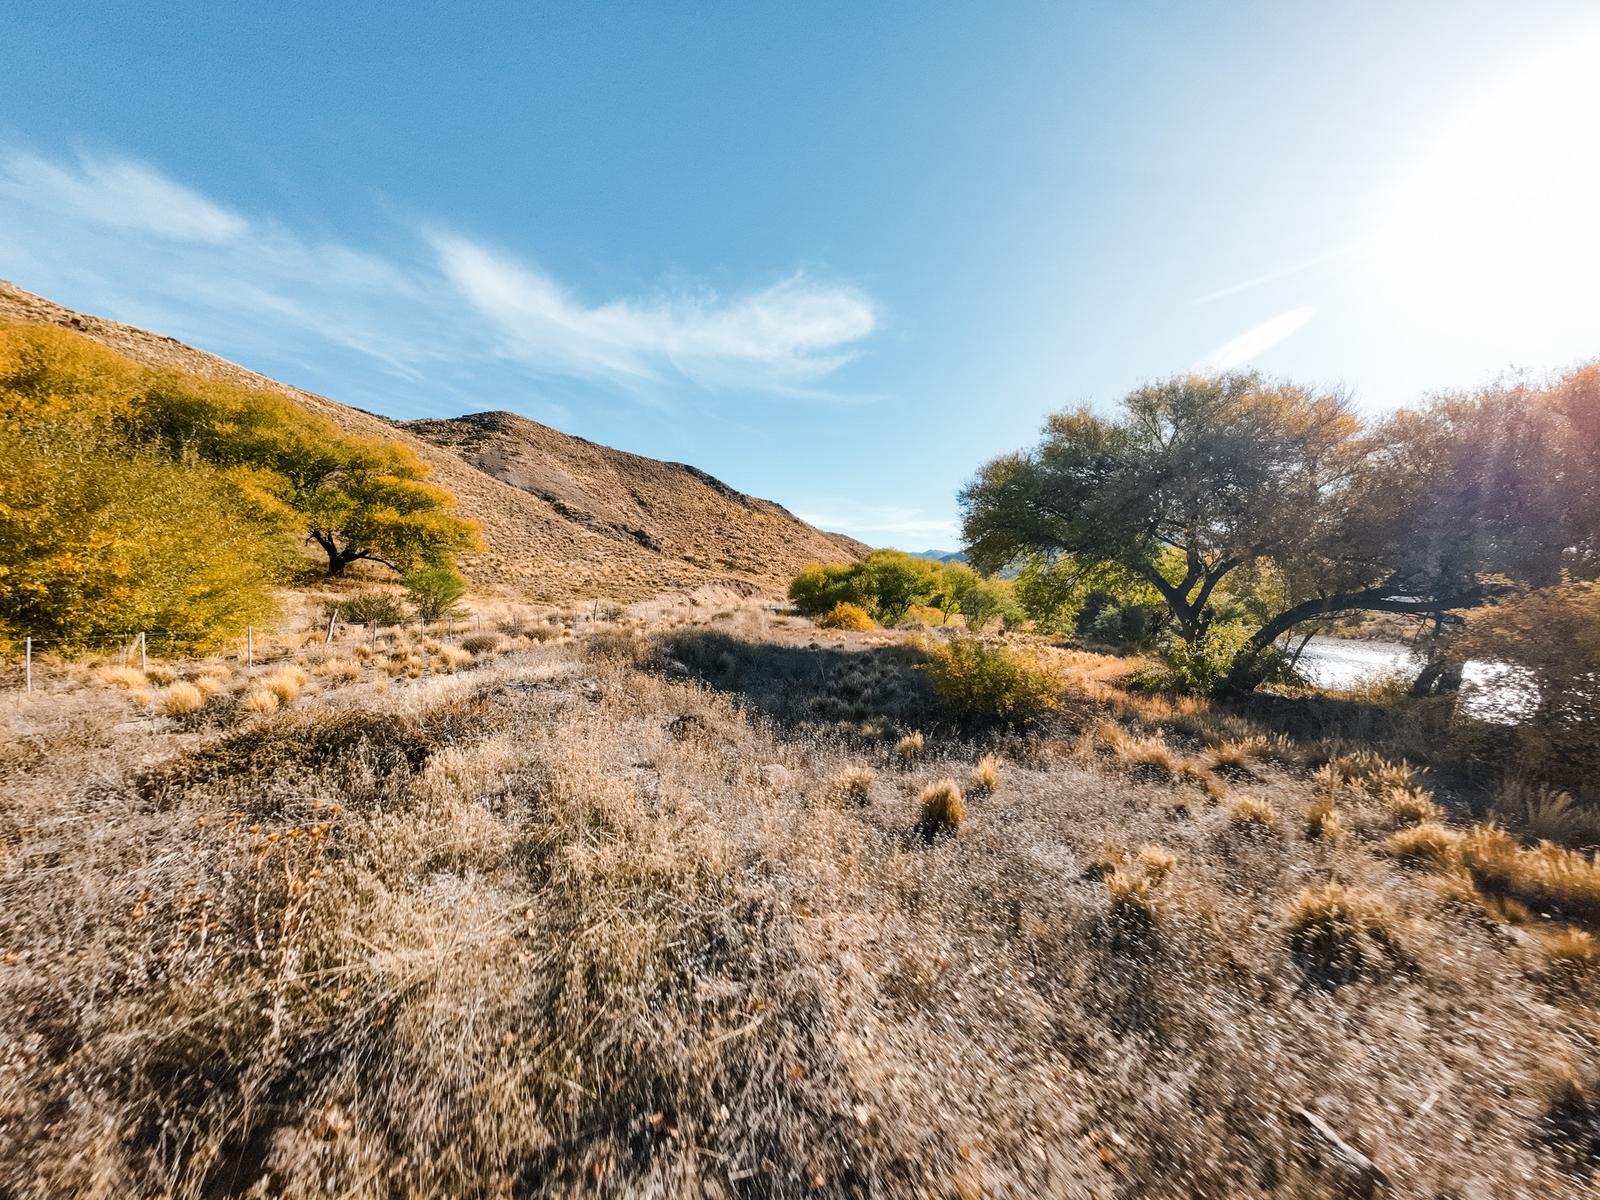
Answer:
[{"left": 0, "top": 280, "right": 865, "bottom": 600}]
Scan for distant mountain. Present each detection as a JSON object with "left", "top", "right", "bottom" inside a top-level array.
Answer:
[
  {"left": 0, "top": 280, "right": 867, "bottom": 602},
  {"left": 907, "top": 549, "right": 968, "bottom": 564}
]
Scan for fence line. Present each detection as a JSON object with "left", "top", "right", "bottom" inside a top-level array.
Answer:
[{"left": 5, "top": 605, "right": 586, "bottom": 697}]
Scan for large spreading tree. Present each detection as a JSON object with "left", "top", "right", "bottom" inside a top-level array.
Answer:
[
  {"left": 960, "top": 371, "right": 1579, "bottom": 689},
  {"left": 133, "top": 370, "right": 482, "bottom": 576}
]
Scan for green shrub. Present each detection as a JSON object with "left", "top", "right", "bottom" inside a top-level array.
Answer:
[
  {"left": 324, "top": 592, "right": 409, "bottom": 626},
  {"left": 1138, "top": 624, "right": 1294, "bottom": 695},
  {"left": 816, "top": 601, "right": 875, "bottom": 631},
  {"left": 921, "top": 636, "right": 1059, "bottom": 727},
  {"left": 404, "top": 566, "right": 468, "bottom": 621}
]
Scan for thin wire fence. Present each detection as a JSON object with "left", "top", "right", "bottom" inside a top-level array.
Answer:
[{"left": 4, "top": 604, "right": 603, "bottom": 697}]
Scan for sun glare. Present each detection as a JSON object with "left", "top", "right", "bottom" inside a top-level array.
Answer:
[{"left": 1372, "top": 28, "right": 1600, "bottom": 369}]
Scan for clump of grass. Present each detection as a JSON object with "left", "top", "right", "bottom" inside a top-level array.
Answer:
[
  {"left": 1102, "top": 845, "right": 1176, "bottom": 946},
  {"left": 1105, "top": 868, "right": 1160, "bottom": 928},
  {"left": 98, "top": 666, "right": 147, "bottom": 690},
  {"left": 832, "top": 766, "right": 876, "bottom": 807},
  {"left": 435, "top": 646, "right": 474, "bottom": 673},
  {"left": 320, "top": 658, "right": 362, "bottom": 683},
  {"left": 1306, "top": 797, "right": 1343, "bottom": 842},
  {"left": 1136, "top": 844, "right": 1175, "bottom": 881},
  {"left": 815, "top": 601, "right": 875, "bottom": 631},
  {"left": 1387, "top": 822, "right": 1462, "bottom": 869},
  {"left": 193, "top": 669, "right": 230, "bottom": 697},
  {"left": 143, "top": 663, "right": 178, "bottom": 686},
  {"left": 916, "top": 778, "right": 966, "bottom": 841},
  {"left": 1286, "top": 882, "right": 1408, "bottom": 986},
  {"left": 1207, "top": 736, "right": 1265, "bottom": 776},
  {"left": 243, "top": 686, "right": 280, "bottom": 714},
  {"left": 1386, "top": 786, "right": 1441, "bottom": 826},
  {"left": 1493, "top": 781, "right": 1597, "bottom": 847},
  {"left": 1326, "top": 750, "right": 1418, "bottom": 796},
  {"left": 895, "top": 731, "right": 925, "bottom": 763},
  {"left": 155, "top": 681, "right": 205, "bottom": 716},
  {"left": 583, "top": 624, "right": 645, "bottom": 664},
  {"left": 461, "top": 632, "right": 504, "bottom": 655},
  {"left": 1228, "top": 795, "right": 1278, "bottom": 833},
  {"left": 1458, "top": 825, "right": 1600, "bottom": 927},
  {"left": 1542, "top": 928, "right": 1600, "bottom": 974},
  {"left": 262, "top": 665, "right": 307, "bottom": 705},
  {"left": 971, "top": 753, "right": 1000, "bottom": 796}
]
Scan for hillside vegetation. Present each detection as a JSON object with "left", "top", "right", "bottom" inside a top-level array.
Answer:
[
  {"left": 0, "top": 281, "right": 866, "bottom": 602},
  {"left": 0, "top": 323, "right": 478, "bottom": 652}
]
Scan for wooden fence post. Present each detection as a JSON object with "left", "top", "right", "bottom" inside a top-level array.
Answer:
[
  {"left": 246, "top": 626, "right": 253, "bottom": 670},
  {"left": 139, "top": 632, "right": 147, "bottom": 674},
  {"left": 24, "top": 637, "right": 31, "bottom": 695},
  {"left": 325, "top": 608, "right": 339, "bottom": 645}
]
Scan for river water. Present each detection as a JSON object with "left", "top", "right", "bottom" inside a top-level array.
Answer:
[{"left": 1295, "top": 637, "right": 1536, "bottom": 722}]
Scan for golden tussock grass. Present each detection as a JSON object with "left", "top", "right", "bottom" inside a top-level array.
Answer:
[
  {"left": 1285, "top": 882, "right": 1408, "bottom": 984},
  {"left": 155, "top": 681, "right": 206, "bottom": 716},
  {"left": 971, "top": 753, "right": 1000, "bottom": 796},
  {"left": 1386, "top": 785, "right": 1441, "bottom": 826},
  {"left": 97, "top": 665, "right": 147, "bottom": 689},
  {"left": 916, "top": 777, "right": 965, "bottom": 840},
  {"left": 895, "top": 730, "right": 925, "bottom": 763},
  {"left": 1387, "top": 821, "right": 1463, "bottom": 868},
  {"left": 1458, "top": 825, "right": 1600, "bottom": 928},
  {"left": 243, "top": 686, "right": 280, "bottom": 714},
  {"left": 832, "top": 765, "right": 876, "bottom": 806},
  {"left": 1228, "top": 795, "right": 1279, "bottom": 832},
  {"left": 1305, "top": 796, "right": 1343, "bottom": 842}
]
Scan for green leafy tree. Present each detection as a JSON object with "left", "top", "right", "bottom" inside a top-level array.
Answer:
[
  {"left": 962, "top": 372, "right": 1571, "bottom": 689},
  {"left": 951, "top": 574, "right": 1017, "bottom": 634},
  {"left": 788, "top": 562, "right": 861, "bottom": 616}
]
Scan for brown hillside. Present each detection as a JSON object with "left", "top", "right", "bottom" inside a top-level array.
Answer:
[
  {"left": 0, "top": 280, "right": 866, "bottom": 600},
  {"left": 403, "top": 409, "right": 867, "bottom": 585}
]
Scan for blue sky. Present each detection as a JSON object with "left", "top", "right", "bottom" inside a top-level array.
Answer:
[{"left": 4, "top": 2, "right": 1599, "bottom": 548}]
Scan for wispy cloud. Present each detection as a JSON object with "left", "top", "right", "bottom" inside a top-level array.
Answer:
[
  {"left": 1196, "top": 305, "right": 1315, "bottom": 372},
  {"left": 0, "top": 146, "right": 878, "bottom": 398},
  {"left": 796, "top": 500, "right": 959, "bottom": 547},
  {"left": 0, "top": 150, "right": 248, "bottom": 243},
  {"left": 432, "top": 234, "right": 876, "bottom": 388}
]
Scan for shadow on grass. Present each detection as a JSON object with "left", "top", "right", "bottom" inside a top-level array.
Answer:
[{"left": 657, "top": 629, "right": 936, "bottom": 738}]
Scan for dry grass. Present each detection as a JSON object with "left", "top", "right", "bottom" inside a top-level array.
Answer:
[
  {"left": 831, "top": 765, "right": 876, "bottom": 807},
  {"left": 155, "top": 680, "right": 206, "bottom": 716},
  {"left": 971, "top": 752, "right": 1000, "bottom": 796},
  {"left": 243, "top": 686, "right": 280, "bottom": 714},
  {"left": 1459, "top": 826, "right": 1600, "bottom": 928},
  {"left": 1306, "top": 796, "right": 1344, "bottom": 842},
  {"left": 1387, "top": 822, "right": 1463, "bottom": 869},
  {"left": 1285, "top": 882, "right": 1409, "bottom": 986},
  {"left": 1386, "top": 785, "right": 1442, "bottom": 826},
  {"left": 1227, "top": 794, "right": 1279, "bottom": 833},
  {"left": 3, "top": 612, "right": 1598, "bottom": 1198},
  {"left": 894, "top": 730, "right": 925, "bottom": 763},
  {"left": 97, "top": 665, "right": 147, "bottom": 689},
  {"left": 915, "top": 778, "right": 966, "bottom": 841},
  {"left": 261, "top": 664, "right": 308, "bottom": 704}
]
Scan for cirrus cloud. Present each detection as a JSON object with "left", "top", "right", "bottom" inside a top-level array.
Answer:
[{"left": 0, "top": 145, "right": 879, "bottom": 399}]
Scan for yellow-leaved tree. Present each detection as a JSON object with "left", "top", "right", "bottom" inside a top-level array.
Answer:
[
  {"left": 130, "top": 370, "right": 483, "bottom": 575},
  {"left": 0, "top": 327, "right": 284, "bottom": 652}
]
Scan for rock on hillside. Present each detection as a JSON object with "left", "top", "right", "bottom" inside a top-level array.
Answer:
[{"left": 0, "top": 280, "right": 866, "bottom": 601}]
